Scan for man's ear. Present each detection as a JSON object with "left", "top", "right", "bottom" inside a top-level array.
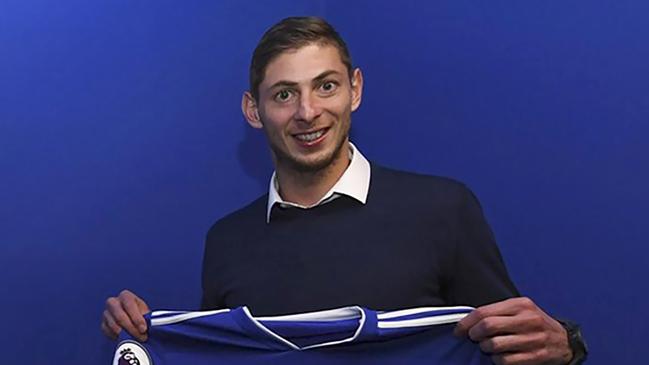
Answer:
[
  {"left": 350, "top": 68, "right": 364, "bottom": 112},
  {"left": 242, "top": 91, "right": 263, "bottom": 129}
]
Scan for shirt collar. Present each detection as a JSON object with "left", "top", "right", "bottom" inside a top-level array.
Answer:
[{"left": 266, "top": 142, "right": 371, "bottom": 223}]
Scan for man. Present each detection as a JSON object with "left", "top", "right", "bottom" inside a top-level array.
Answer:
[{"left": 102, "top": 17, "right": 585, "bottom": 365}]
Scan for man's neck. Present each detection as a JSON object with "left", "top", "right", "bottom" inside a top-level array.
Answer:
[{"left": 275, "top": 143, "right": 350, "bottom": 206}]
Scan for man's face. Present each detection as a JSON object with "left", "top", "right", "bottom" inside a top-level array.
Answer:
[{"left": 246, "top": 43, "right": 362, "bottom": 173}]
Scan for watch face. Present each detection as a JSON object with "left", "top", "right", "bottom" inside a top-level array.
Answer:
[
  {"left": 559, "top": 320, "right": 587, "bottom": 364},
  {"left": 569, "top": 326, "right": 588, "bottom": 362}
]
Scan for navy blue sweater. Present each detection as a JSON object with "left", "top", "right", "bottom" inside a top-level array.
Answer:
[{"left": 201, "top": 164, "right": 519, "bottom": 315}]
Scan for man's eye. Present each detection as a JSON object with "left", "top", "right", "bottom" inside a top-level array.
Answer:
[
  {"left": 275, "top": 90, "right": 293, "bottom": 102},
  {"left": 320, "top": 81, "right": 337, "bottom": 92}
]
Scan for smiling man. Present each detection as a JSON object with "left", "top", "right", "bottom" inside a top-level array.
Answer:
[
  {"left": 103, "top": 17, "right": 586, "bottom": 365},
  {"left": 241, "top": 42, "right": 361, "bottom": 206}
]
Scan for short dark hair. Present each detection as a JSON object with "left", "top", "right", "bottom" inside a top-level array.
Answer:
[{"left": 249, "top": 16, "right": 353, "bottom": 100}]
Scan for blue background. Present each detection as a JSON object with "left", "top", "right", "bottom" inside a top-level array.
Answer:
[{"left": 1, "top": 1, "right": 647, "bottom": 363}]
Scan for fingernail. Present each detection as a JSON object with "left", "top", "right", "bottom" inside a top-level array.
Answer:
[{"left": 139, "top": 325, "right": 146, "bottom": 333}]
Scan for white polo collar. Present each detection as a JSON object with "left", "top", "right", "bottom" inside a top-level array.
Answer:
[{"left": 266, "top": 142, "right": 371, "bottom": 223}]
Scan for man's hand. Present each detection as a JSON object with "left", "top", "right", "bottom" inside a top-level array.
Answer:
[
  {"left": 454, "top": 297, "right": 572, "bottom": 365},
  {"left": 101, "top": 290, "right": 150, "bottom": 342}
]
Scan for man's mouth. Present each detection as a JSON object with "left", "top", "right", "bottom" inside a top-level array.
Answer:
[{"left": 293, "top": 128, "right": 329, "bottom": 143}]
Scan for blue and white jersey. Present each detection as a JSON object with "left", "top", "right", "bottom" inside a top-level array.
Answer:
[{"left": 113, "top": 305, "right": 491, "bottom": 365}]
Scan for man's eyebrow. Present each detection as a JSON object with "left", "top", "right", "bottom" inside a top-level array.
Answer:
[
  {"left": 311, "top": 70, "right": 342, "bottom": 84},
  {"left": 268, "top": 70, "right": 343, "bottom": 90},
  {"left": 268, "top": 80, "right": 298, "bottom": 90}
]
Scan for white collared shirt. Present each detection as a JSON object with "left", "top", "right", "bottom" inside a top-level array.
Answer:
[{"left": 266, "top": 142, "right": 371, "bottom": 223}]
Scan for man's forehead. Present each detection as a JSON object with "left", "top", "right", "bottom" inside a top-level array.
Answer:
[{"left": 261, "top": 44, "right": 347, "bottom": 88}]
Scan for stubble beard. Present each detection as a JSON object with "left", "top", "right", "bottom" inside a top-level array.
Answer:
[{"left": 270, "top": 122, "right": 350, "bottom": 175}]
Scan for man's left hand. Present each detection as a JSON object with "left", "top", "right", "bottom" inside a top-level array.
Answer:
[{"left": 454, "top": 297, "right": 573, "bottom": 365}]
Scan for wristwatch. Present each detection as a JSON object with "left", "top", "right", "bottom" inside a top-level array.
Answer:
[{"left": 558, "top": 319, "right": 588, "bottom": 365}]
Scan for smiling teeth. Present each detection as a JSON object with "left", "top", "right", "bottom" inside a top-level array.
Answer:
[{"left": 296, "top": 129, "right": 325, "bottom": 142}]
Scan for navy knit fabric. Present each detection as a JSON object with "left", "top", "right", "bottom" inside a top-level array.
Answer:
[{"left": 201, "top": 164, "right": 519, "bottom": 315}]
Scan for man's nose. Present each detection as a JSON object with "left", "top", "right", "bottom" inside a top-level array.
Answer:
[{"left": 295, "top": 92, "right": 322, "bottom": 124}]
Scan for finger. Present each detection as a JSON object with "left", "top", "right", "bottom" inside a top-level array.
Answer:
[
  {"left": 455, "top": 297, "right": 534, "bottom": 337},
  {"left": 135, "top": 295, "right": 151, "bottom": 314},
  {"left": 120, "top": 292, "right": 148, "bottom": 333},
  {"left": 101, "top": 320, "right": 118, "bottom": 340},
  {"left": 103, "top": 310, "right": 122, "bottom": 339},
  {"left": 491, "top": 351, "right": 539, "bottom": 365},
  {"left": 106, "top": 297, "right": 144, "bottom": 341},
  {"left": 468, "top": 314, "right": 538, "bottom": 341},
  {"left": 479, "top": 333, "right": 541, "bottom": 354},
  {"left": 468, "top": 316, "right": 511, "bottom": 341}
]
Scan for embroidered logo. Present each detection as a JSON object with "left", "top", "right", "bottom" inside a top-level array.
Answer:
[{"left": 113, "top": 341, "right": 152, "bottom": 365}]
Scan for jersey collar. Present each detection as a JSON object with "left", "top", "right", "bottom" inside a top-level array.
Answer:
[
  {"left": 266, "top": 142, "right": 371, "bottom": 223},
  {"left": 232, "top": 306, "right": 376, "bottom": 351}
]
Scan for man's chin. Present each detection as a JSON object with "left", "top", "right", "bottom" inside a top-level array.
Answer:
[
  {"left": 274, "top": 137, "right": 349, "bottom": 174},
  {"left": 287, "top": 155, "right": 336, "bottom": 173}
]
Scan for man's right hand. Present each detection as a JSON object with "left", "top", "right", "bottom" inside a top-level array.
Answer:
[{"left": 101, "top": 290, "right": 150, "bottom": 342}]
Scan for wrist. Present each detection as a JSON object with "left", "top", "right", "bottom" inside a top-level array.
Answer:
[{"left": 557, "top": 319, "right": 588, "bottom": 365}]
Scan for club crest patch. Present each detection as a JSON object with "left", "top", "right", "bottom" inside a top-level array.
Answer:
[{"left": 113, "top": 340, "right": 152, "bottom": 365}]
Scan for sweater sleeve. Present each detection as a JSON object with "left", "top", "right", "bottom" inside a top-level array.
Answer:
[
  {"left": 200, "top": 224, "right": 226, "bottom": 310},
  {"left": 447, "top": 185, "right": 520, "bottom": 306}
]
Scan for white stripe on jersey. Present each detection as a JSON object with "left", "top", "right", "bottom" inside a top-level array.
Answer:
[
  {"left": 151, "top": 308, "right": 231, "bottom": 326},
  {"left": 376, "top": 306, "right": 473, "bottom": 320},
  {"left": 378, "top": 313, "right": 469, "bottom": 329},
  {"left": 149, "top": 305, "right": 474, "bottom": 329}
]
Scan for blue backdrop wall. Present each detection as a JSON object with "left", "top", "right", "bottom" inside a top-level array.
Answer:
[{"left": 1, "top": 1, "right": 647, "bottom": 363}]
